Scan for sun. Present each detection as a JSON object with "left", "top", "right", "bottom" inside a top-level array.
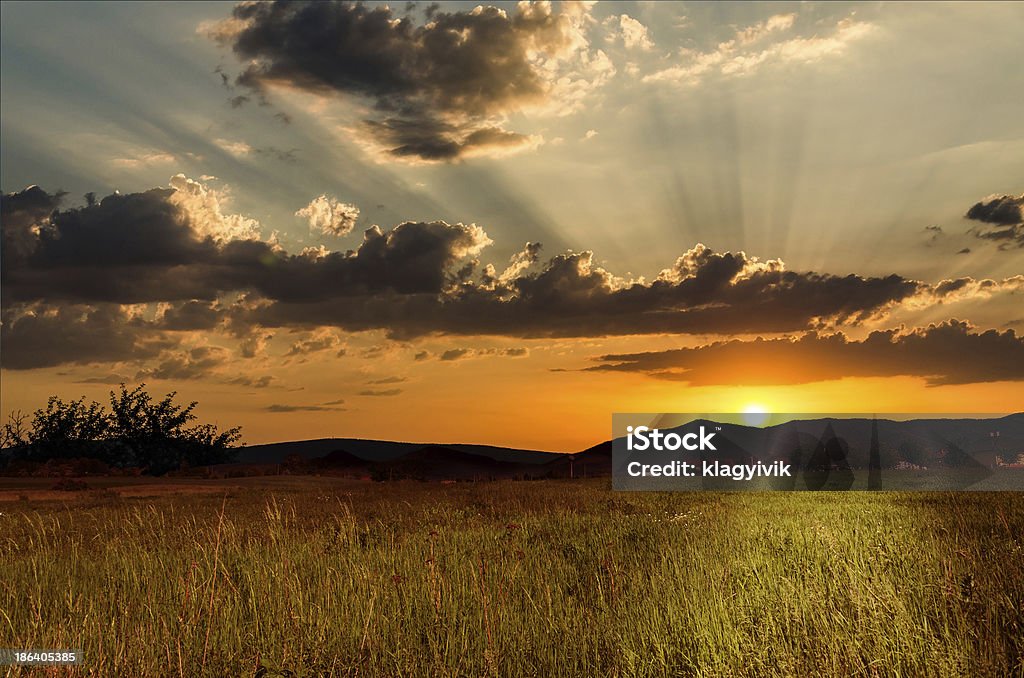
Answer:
[{"left": 741, "top": 403, "right": 771, "bottom": 426}]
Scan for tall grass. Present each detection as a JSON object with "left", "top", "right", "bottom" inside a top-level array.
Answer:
[{"left": 1, "top": 481, "right": 1021, "bottom": 676}]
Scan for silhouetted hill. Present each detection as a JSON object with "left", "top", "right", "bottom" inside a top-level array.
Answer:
[
  {"left": 239, "top": 438, "right": 558, "bottom": 465},
  {"left": 370, "top": 445, "right": 541, "bottom": 480},
  {"left": 220, "top": 415, "right": 1023, "bottom": 482}
]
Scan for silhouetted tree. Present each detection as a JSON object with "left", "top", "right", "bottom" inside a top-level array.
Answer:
[
  {"left": 2, "top": 385, "right": 241, "bottom": 475},
  {"left": 107, "top": 385, "right": 241, "bottom": 474},
  {"left": 25, "top": 396, "right": 109, "bottom": 461}
]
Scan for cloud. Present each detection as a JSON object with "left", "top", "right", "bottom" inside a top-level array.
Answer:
[
  {"left": 157, "top": 300, "right": 225, "bottom": 331},
  {"left": 265, "top": 402, "right": 345, "bottom": 413},
  {"left": 965, "top": 193, "right": 1024, "bottom": 248},
  {"left": 0, "top": 184, "right": 64, "bottom": 262},
  {"left": 923, "top": 225, "right": 943, "bottom": 245},
  {"left": 239, "top": 330, "right": 274, "bottom": 359},
  {"left": 209, "top": 0, "right": 607, "bottom": 162},
  {"left": 296, "top": 195, "right": 360, "bottom": 237},
  {"left": 5, "top": 182, "right": 1020, "bottom": 373},
  {"left": 645, "top": 14, "right": 873, "bottom": 86},
  {"left": 110, "top": 151, "right": 177, "bottom": 168},
  {"left": 229, "top": 375, "right": 275, "bottom": 389},
  {"left": 75, "top": 374, "right": 135, "bottom": 385},
  {"left": 588, "top": 321, "right": 1024, "bottom": 386},
  {"left": 214, "top": 138, "right": 253, "bottom": 156},
  {"left": 440, "top": 348, "right": 471, "bottom": 361},
  {"left": 0, "top": 303, "right": 173, "bottom": 370},
  {"left": 285, "top": 329, "right": 344, "bottom": 357},
  {"left": 135, "top": 345, "right": 231, "bottom": 381},
  {"left": 437, "top": 347, "right": 529, "bottom": 361},
  {"left": 358, "top": 388, "right": 403, "bottom": 397},
  {"left": 2, "top": 184, "right": 492, "bottom": 305},
  {"left": 607, "top": 15, "right": 654, "bottom": 51},
  {"left": 366, "top": 376, "right": 406, "bottom": 385},
  {"left": 168, "top": 174, "right": 263, "bottom": 243}
]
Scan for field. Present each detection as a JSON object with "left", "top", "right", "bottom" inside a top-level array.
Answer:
[{"left": 1, "top": 478, "right": 1022, "bottom": 677}]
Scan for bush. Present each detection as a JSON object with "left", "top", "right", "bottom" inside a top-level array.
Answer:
[{"left": 50, "top": 479, "right": 90, "bottom": 492}]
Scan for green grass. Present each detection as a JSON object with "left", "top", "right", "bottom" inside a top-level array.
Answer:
[{"left": 1, "top": 480, "right": 1022, "bottom": 677}]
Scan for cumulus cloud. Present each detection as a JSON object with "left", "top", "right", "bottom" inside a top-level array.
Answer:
[
  {"left": 0, "top": 184, "right": 63, "bottom": 261},
  {"left": 608, "top": 15, "right": 654, "bottom": 51},
  {"left": 168, "top": 173, "right": 263, "bottom": 243},
  {"left": 296, "top": 195, "right": 360, "bottom": 237},
  {"left": 5, "top": 182, "right": 1021, "bottom": 371},
  {"left": 1, "top": 185, "right": 492, "bottom": 305},
  {"left": 588, "top": 321, "right": 1024, "bottom": 386},
  {"left": 208, "top": 0, "right": 608, "bottom": 161},
  {"left": 965, "top": 193, "right": 1024, "bottom": 248}
]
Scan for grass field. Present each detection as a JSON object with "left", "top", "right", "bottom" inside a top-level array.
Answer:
[{"left": 1, "top": 478, "right": 1022, "bottom": 677}]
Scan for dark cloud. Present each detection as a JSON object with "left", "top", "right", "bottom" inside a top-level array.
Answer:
[
  {"left": 211, "top": 1, "right": 583, "bottom": 161},
  {"left": 588, "top": 321, "right": 1024, "bottom": 386},
  {"left": 0, "top": 184, "right": 64, "bottom": 262},
  {"left": 265, "top": 403, "right": 344, "bottom": 413},
  {"left": 2, "top": 185, "right": 491, "bottom": 305},
  {"left": 229, "top": 375, "right": 275, "bottom": 389},
  {"left": 75, "top": 374, "right": 135, "bottom": 385},
  {"left": 0, "top": 304, "right": 173, "bottom": 370},
  {"left": 366, "top": 376, "right": 406, "bottom": 385},
  {"left": 253, "top": 146, "right": 298, "bottom": 163},
  {"left": 965, "top": 193, "right": 1023, "bottom": 247},
  {"left": 5, "top": 183, "right": 1018, "bottom": 372},
  {"left": 966, "top": 193, "right": 1024, "bottom": 225},
  {"left": 238, "top": 245, "right": 925, "bottom": 339},
  {"left": 437, "top": 347, "right": 528, "bottom": 361},
  {"left": 158, "top": 301, "right": 225, "bottom": 331},
  {"left": 2, "top": 186, "right": 221, "bottom": 304},
  {"left": 358, "top": 388, "right": 403, "bottom": 397}
]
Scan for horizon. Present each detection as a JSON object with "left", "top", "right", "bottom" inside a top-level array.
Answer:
[
  {"left": 2, "top": 1, "right": 1023, "bottom": 450},
  {"left": 232, "top": 411, "right": 1024, "bottom": 455}
]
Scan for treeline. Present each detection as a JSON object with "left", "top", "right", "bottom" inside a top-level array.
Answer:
[{"left": 1, "top": 385, "right": 241, "bottom": 475}]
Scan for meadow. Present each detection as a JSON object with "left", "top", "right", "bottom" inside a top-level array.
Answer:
[{"left": 1, "top": 478, "right": 1021, "bottom": 677}]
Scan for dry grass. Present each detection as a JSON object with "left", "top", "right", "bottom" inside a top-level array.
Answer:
[{"left": 1, "top": 479, "right": 1021, "bottom": 677}]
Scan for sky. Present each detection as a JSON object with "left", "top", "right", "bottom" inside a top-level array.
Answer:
[{"left": 2, "top": 1, "right": 1023, "bottom": 451}]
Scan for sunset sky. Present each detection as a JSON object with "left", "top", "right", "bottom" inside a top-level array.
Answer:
[{"left": 2, "top": 1, "right": 1022, "bottom": 451}]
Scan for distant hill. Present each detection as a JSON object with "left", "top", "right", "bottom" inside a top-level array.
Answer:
[
  {"left": 238, "top": 438, "right": 560, "bottom": 465},
  {"left": 227, "top": 414, "right": 1024, "bottom": 482}
]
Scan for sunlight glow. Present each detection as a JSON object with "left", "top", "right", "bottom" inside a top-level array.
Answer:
[{"left": 741, "top": 403, "right": 771, "bottom": 426}]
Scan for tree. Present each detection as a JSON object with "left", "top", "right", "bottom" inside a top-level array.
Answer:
[
  {"left": 1, "top": 410, "right": 29, "bottom": 449},
  {"left": 107, "top": 384, "right": 241, "bottom": 474},
  {"left": 26, "top": 396, "right": 109, "bottom": 461},
  {"left": 3, "top": 385, "right": 241, "bottom": 475}
]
